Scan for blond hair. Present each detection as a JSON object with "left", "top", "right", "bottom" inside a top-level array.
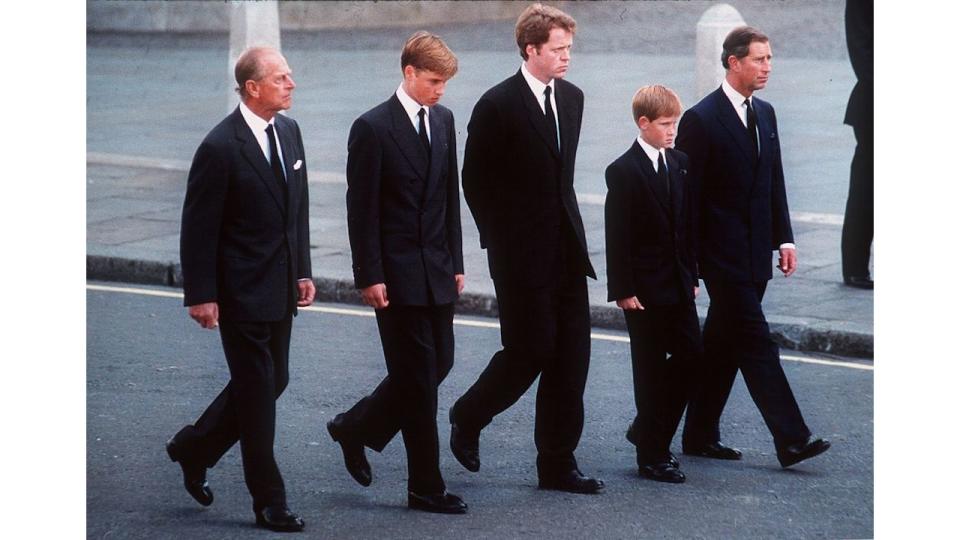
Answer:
[
  {"left": 631, "top": 85, "right": 682, "bottom": 123},
  {"left": 401, "top": 31, "right": 458, "bottom": 78}
]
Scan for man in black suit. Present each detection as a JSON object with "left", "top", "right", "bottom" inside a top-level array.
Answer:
[
  {"left": 677, "top": 27, "right": 830, "bottom": 468},
  {"left": 167, "top": 47, "right": 314, "bottom": 532},
  {"left": 450, "top": 3, "right": 603, "bottom": 494},
  {"left": 841, "top": 0, "right": 874, "bottom": 289},
  {"left": 605, "top": 85, "right": 701, "bottom": 484},
  {"left": 329, "top": 32, "right": 467, "bottom": 514}
]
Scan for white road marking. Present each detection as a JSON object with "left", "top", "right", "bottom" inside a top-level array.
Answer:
[{"left": 87, "top": 283, "right": 873, "bottom": 371}]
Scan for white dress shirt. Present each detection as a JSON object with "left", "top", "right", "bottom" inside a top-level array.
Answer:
[
  {"left": 395, "top": 85, "right": 430, "bottom": 142},
  {"left": 239, "top": 100, "right": 286, "bottom": 180},
  {"left": 635, "top": 135, "right": 667, "bottom": 172},
  {"left": 520, "top": 63, "right": 560, "bottom": 147}
]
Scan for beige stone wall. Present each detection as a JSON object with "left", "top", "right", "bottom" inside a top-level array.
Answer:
[{"left": 87, "top": 0, "right": 524, "bottom": 33}]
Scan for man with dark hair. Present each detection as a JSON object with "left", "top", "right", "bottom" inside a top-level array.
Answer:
[
  {"left": 328, "top": 31, "right": 467, "bottom": 514},
  {"left": 677, "top": 27, "right": 830, "bottom": 469},
  {"left": 167, "top": 46, "right": 313, "bottom": 532},
  {"left": 450, "top": 3, "right": 604, "bottom": 494}
]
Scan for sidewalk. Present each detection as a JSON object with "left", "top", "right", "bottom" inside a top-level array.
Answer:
[{"left": 86, "top": 156, "right": 873, "bottom": 358}]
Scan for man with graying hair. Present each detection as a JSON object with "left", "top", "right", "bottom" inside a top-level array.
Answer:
[
  {"left": 676, "top": 27, "right": 831, "bottom": 469},
  {"left": 167, "top": 46, "right": 314, "bottom": 532}
]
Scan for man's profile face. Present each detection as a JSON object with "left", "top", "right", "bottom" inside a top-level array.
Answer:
[
  {"left": 249, "top": 53, "right": 296, "bottom": 115},
  {"left": 730, "top": 41, "right": 772, "bottom": 94},
  {"left": 403, "top": 66, "right": 448, "bottom": 107},
  {"left": 525, "top": 27, "right": 573, "bottom": 82}
]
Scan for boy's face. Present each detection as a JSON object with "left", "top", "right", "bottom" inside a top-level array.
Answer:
[
  {"left": 402, "top": 66, "right": 449, "bottom": 107},
  {"left": 638, "top": 114, "right": 679, "bottom": 149}
]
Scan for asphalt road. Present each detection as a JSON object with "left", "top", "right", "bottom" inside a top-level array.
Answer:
[{"left": 87, "top": 282, "right": 872, "bottom": 539}]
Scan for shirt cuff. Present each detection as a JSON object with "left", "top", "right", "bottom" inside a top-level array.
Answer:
[
  {"left": 297, "top": 278, "right": 312, "bottom": 282},
  {"left": 779, "top": 243, "right": 796, "bottom": 250}
]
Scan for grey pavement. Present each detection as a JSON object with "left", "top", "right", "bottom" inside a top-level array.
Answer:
[
  {"left": 86, "top": 1, "right": 873, "bottom": 357},
  {"left": 87, "top": 285, "right": 873, "bottom": 538}
]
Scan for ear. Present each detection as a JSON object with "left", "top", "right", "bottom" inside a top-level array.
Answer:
[
  {"left": 525, "top": 43, "right": 539, "bottom": 58},
  {"left": 244, "top": 79, "right": 259, "bottom": 99},
  {"left": 402, "top": 65, "right": 417, "bottom": 81},
  {"left": 637, "top": 116, "right": 650, "bottom": 130},
  {"left": 727, "top": 55, "right": 741, "bottom": 71}
]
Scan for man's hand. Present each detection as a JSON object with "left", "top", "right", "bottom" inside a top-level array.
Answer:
[
  {"left": 455, "top": 274, "right": 465, "bottom": 295},
  {"left": 778, "top": 247, "right": 798, "bottom": 277},
  {"left": 188, "top": 302, "right": 219, "bottom": 329},
  {"left": 694, "top": 286, "right": 700, "bottom": 298},
  {"left": 361, "top": 283, "right": 389, "bottom": 309},
  {"left": 297, "top": 279, "right": 316, "bottom": 307},
  {"left": 616, "top": 296, "right": 645, "bottom": 311}
]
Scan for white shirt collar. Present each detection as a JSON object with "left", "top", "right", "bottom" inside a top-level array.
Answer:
[
  {"left": 239, "top": 100, "right": 273, "bottom": 136},
  {"left": 636, "top": 135, "right": 666, "bottom": 172},
  {"left": 396, "top": 84, "right": 429, "bottom": 127},
  {"left": 520, "top": 63, "right": 557, "bottom": 114},
  {"left": 721, "top": 78, "right": 752, "bottom": 126}
]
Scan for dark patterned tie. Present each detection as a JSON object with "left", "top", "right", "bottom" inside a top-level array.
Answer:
[
  {"left": 265, "top": 124, "right": 287, "bottom": 192},
  {"left": 744, "top": 98, "right": 759, "bottom": 158},
  {"left": 544, "top": 86, "right": 560, "bottom": 152},
  {"left": 418, "top": 108, "right": 431, "bottom": 156}
]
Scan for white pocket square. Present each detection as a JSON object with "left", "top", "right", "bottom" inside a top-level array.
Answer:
[{"left": 293, "top": 159, "right": 303, "bottom": 170}]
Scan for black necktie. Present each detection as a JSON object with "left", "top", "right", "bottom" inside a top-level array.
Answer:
[
  {"left": 418, "top": 108, "right": 431, "bottom": 156},
  {"left": 657, "top": 151, "right": 671, "bottom": 199},
  {"left": 265, "top": 124, "right": 287, "bottom": 193},
  {"left": 744, "top": 98, "right": 759, "bottom": 158},
  {"left": 544, "top": 86, "right": 560, "bottom": 152}
]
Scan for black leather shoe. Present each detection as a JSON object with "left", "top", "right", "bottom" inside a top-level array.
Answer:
[
  {"left": 625, "top": 423, "right": 679, "bottom": 468},
  {"left": 449, "top": 423, "right": 480, "bottom": 472},
  {"left": 639, "top": 462, "right": 686, "bottom": 484},
  {"left": 166, "top": 439, "right": 213, "bottom": 506},
  {"left": 777, "top": 437, "right": 831, "bottom": 468},
  {"left": 538, "top": 469, "right": 605, "bottom": 494},
  {"left": 326, "top": 418, "right": 372, "bottom": 487},
  {"left": 255, "top": 506, "right": 305, "bottom": 532},
  {"left": 683, "top": 441, "right": 742, "bottom": 460},
  {"left": 408, "top": 490, "right": 468, "bottom": 514},
  {"left": 843, "top": 275, "right": 874, "bottom": 289}
]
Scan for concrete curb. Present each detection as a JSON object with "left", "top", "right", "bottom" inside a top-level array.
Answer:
[{"left": 87, "top": 254, "right": 873, "bottom": 359}]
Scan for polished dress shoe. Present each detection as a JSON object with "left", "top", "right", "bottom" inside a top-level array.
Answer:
[
  {"left": 777, "top": 437, "right": 831, "bottom": 468},
  {"left": 625, "top": 423, "right": 679, "bottom": 468},
  {"left": 639, "top": 462, "right": 686, "bottom": 484},
  {"left": 255, "top": 506, "right": 305, "bottom": 532},
  {"left": 843, "top": 276, "right": 873, "bottom": 290},
  {"left": 408, "top": 490, "right": 468, "bottom": 514},
  {"left": 538, "top": 469, "right": 605, "bottom": 494},
  {"left": 449, "top": 423, "right": 480, "bottom": 472},
  {"left": 327, "top": 418, "right": 372, "bottom": 487},
  {"left": 683, "top": 441, "right": 742, "bottom": 460},
  {"left": 165, "top": 439, "right": 213, "bottom": 506}
]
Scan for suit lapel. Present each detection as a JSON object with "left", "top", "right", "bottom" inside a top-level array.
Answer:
[
  {"left": 629, "top": 142, "right": 672, "bottom": 222},
  {"left": 515, "top": 73, "right": 561, "bottom": 160},
  {"left": 712, "top": 88, "right": 755, "bottom": 165},
  {"left": 556, "top": 81, "right": 577, "bottom": 162},
  {"left": 753, "top": 99, "right": 774, "bottom": 172},
  {"left": 387, "top": 95, "right": 430, "bottom": 181},
  {"left": 425, "top": 106, "right": 446, "bottom": 199},
  {"left": 232, "top": 109, "right": 287, "bottom": 215},
  {"left": 276, "top": 117, "right": 299, "bottom": 222},
  {"left": 666, "top": 150, "right": 683, "bottom": 223}
]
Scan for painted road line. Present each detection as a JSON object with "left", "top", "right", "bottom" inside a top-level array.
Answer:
[{"left": 87, "top": 283, "right": 872, "bottom": 370}]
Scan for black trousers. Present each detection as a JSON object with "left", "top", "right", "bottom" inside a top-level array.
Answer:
[
  {"left": 841, "top": 123, "right": 874, "bottom": 278},
  {"left": 337, "top": 303, "right": 455, "bottom": 494},
  {"left": 170, "top": 316, "right": 292, "bottom": 512},
  {"left": 624, "top": 301, "right": 702, "bottom": 466},
  {"left": 450, "top": 272, "right": 591, "bottom": 477},
  {"left": 682, "top": 280, "right": 810, "bottom": 451}
]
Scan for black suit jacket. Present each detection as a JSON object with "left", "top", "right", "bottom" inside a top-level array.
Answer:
[
  {"left": 844, "top": 0, "right": 873, "bottom": 128},
  {"left": 180, "top": 107, "right": 312, "bottom": 321},
  {"left": 604, "top": 142, "right": 696, "bottom": 306},
  {"left": 676, "top": 87, "right": 793, "bottom": 283},
  {"left": 462, "top": 71, "right": 595, "bottom": 285},
  {"left": 346, "top": 95, "right": 464, "bottom": 306}
]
